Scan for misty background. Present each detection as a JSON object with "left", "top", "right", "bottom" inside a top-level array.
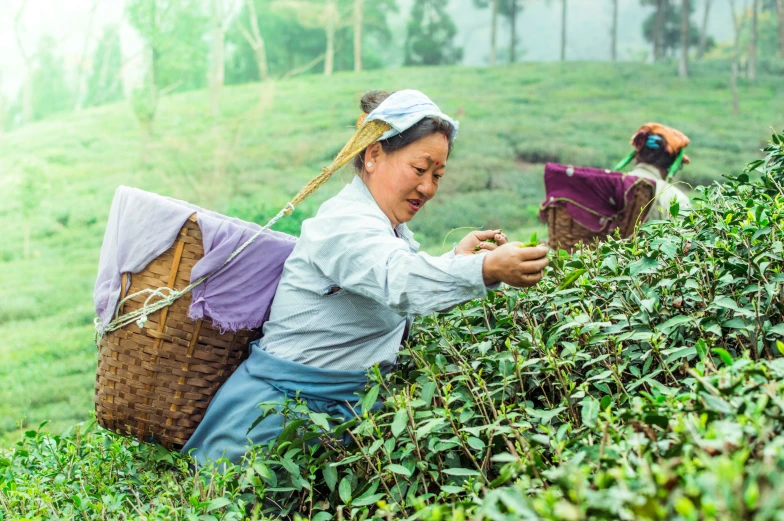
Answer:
[{"left": 0, "top": 0, "right": 742, "bottom": 114}]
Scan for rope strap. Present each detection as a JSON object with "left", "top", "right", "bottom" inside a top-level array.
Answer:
[{"left": 95, "top": 120, "right": 392, "bottom": 346}]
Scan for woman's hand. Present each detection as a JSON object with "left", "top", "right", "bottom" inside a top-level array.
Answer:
[
  {"left": 454, "top": 229, "right": 507, "bottom": 256},
  {"left": 482, "top": 243, "right": 549, "bottom": 287}
]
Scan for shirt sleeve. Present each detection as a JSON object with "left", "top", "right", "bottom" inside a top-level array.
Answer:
[{"left": 301, "top": 211, "right": 491, "bottom": 317}]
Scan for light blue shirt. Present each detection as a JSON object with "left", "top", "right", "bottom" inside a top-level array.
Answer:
[{"left": 259, "top": 175, "right": 492, "bottom": 371}]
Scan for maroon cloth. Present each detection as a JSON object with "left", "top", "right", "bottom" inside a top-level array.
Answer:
[{"left": 539, "top": 163, "right": 656, "bottom": 232}]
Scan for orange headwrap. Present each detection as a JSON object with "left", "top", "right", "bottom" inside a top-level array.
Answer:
[{"left": 631, "top": 122, "right": 691, "bottom": 165}]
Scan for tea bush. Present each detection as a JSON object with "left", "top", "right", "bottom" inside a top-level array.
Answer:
[{"left": 2, "top": 131, "right": 784, "bottom": 520}]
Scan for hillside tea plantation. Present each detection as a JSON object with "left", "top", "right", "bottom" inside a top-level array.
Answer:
[
  {"left": 2, "top": 131, "right": 784, "bottom": 520},
  {"left": 0, "top": 63, "right": 780, "bottom": 445}
]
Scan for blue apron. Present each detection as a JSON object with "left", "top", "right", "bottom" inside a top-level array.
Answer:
[{"left": 181, "top": 341, "right": 380, "bottom": 466}]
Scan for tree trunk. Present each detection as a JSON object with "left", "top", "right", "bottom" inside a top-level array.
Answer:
[
  {"left": 697, "top": 0, "right": 711, "bottom": 59},
  {"left": 210, "top": 0, "right": 225, "bottom": 116},
  {"left": 654, "top": 0, "right": 666, "bottom": 61},
  {"left": 731, "top": 54, "right": 739, "bottom": 115},
  {"left": 324, "top": 0, "right": 336, "bottom": 76},
  {"left": 255, "top": 47, "right": 269, "bottom": 82},
  {"left": 73, "top": 0, "right": 99, "bottom": 111},
  {"left": 749, "top": 0, "right": 758, "bottom": 81},
  {"left": 679, "top": 0, "right": 689, "bottom": 77},
  {"left": 353, "top": 0, "right": 363, "bottom": 71},
  {"left": 560, "top": 0, "right": 567, "bottom": 61},
  {"left": 242, "top": 0, "right": 270, "bottom": 81},
  {"left": 777, "top": 0, "right": 784, "bottom": 59},
  {"left": 144, "top": 38, "right": 158, "bottom": 138},
  {"left": 97, "top": 32, "right": 112, "bottom": 100},
  {"left": 611, "top": 0, "right": 618, "bottom": 61},
  {"left": 490, "top": 0, "right": 498, "bottom": 65},
  {"left": 510, "top": 0, "right": 517, "bottom": 63},
  {"left": 13, "top": 1, "right": 34, "bottom": 124},
  {"left": 729, "top": 0, "right": 741, "bottom": 115}
]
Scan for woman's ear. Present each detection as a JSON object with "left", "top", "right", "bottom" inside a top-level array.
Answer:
[{"left": 364, "top": 143, "right": 382, "bottom": 173}]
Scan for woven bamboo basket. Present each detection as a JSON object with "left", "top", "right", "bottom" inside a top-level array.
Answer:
[
  {"left": 95, "top": 215, "right": 262, "bottom": 449},
  {"left": 546, "top": 181, "right": 655, "bottom": 252}
]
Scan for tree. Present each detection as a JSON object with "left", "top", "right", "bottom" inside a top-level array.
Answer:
[
  {"left": 560, "top": 0, "right": 567, "bottom": 61},
  {"left": 728, "top": 0, "right": 749, "bottom": 115},
  {"left": 749, "top": 0, "right": 758, "bottom": 80},
  {"left": 777, "top": 0, "right": 784, "bottom": 58},
  {"left": 268, "top": 0, "right": 348, "bottom": 76},
  {"left": 127, "top": 0, "right": 209, "bottom": 134},
  {"left": 642, "top": 0, "right": 700, "bottom": 59},
  {"left": 656, "top": 0, "right": 668, "bottom": 60},
  {"left": 354, "top": 0, "right": 363, "bottom": 71},
  {"left": 325, "top": 0, "right": 337, "bottom": 75},
  {"left": 127, "top": 0, "right": 209, "bottom": 93},
  {"left": 499, "top": 0, "right": 521, "bottom": 63},
  {"left": 13, "top": 0, "right": 34, "bottom": 124},
  {"left": 236, "top": 0, "right": 271, "bottom": 81},
  {"left": 679, "top": 0, "right": 690, "bottom": 77},
  {"left": 645, "top": 0, "right": 669, "bottom": 60},
  {"left": 697, "top": 0, "right": 712, "bottom": 58},
  {"left": 344, "top": 0, "right": 397, "bottom": 70},
  {"left": 73, "top": 0, "right": 100, "bottom": 111},
  {"left": 491, "top": 0, "right": 498, "bottom": 65},
  {"left": 611, "top": 0, "right": 618, "bottom": 60},
  {"left": 85, "top": 26, "right": 124, "bottom": 108},
  {"left": 404, "top": 0, "right": 463, "bottom": 66},
  {"left": 210, "top": 0, "right": 242, "bottom": 115},
  {"left": 473, "top": 0, "right": 499, "bottom": 65},
  {"left": 228, "top": 0, "right": 393, "bottom": 81},
  {"left": 30, "top": 35, "right": 72, "bottom": 121}
]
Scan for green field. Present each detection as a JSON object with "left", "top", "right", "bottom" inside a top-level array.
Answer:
[{"left": 0, "top": 61, "right": 781, "bottom": 445}]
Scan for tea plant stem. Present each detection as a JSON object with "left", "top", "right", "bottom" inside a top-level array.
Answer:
[
  {"left": 458, "top": 308, "right": 478, "bottom": 344},
  {"left": 401, "top": 390, "right": 432, "bottom": 494},
  {"left": 342, "top": 420, "right": 402, "bottom": 513},
  {"left": 432, "top": 375, "right": 488, "bottom": 480}
]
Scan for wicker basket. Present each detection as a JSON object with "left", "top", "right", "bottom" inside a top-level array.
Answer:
[
  {"left": 95, "top": 215, "right": 262, "bottom": 449},
  {"left": 545, "top": 181, "right": 655, "bottom": 252}
]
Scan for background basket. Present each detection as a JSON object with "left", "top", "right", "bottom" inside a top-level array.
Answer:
[
  {"left": 545, "top": 181, "right": 655, "bottom": 252},
  {"left": 95, "top": 215, "right": 261, "bottom": 449}
]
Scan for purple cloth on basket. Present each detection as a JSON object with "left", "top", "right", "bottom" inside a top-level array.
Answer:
[
  {"left": 94, "top": 186, "right": 296, "bottom": 333},
  {"left": 189, "top": 212, "right": 296, "bottom": 332},
  {"left": 94, "top": 187, "right": 196, "bottom": 329},
  {"left": 539, "top": 163, "right": 656, "bottom": 232}
]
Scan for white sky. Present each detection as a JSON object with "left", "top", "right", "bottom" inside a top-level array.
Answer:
[{"left": 0, "top": 0, "right": 735, "bottom": 99}]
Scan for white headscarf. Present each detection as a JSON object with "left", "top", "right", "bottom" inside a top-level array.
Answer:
[{"left": 364, "top": 89, "right": 459, "bottom": 142}]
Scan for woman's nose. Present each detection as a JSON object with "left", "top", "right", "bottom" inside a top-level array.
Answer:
[{"left": 418, "top": 178, "right": 436, "bottom": 198}]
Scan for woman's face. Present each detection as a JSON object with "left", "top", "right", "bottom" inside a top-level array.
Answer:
[{"left": 362, "top": 133, "right": 449, "bottom": 227}]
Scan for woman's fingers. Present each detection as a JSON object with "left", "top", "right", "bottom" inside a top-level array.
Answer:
[
  {"left": 495, "top": 233, "right": 508, "bottom": 245},
  {"left": 513, "top": 244, "right": 550, "bottom": 260},
  {"left": 472, "top": 229, "right": 501, "bottom": 242},
  {"left": 518, "top": 271, "right": 544, "bottom": 287},
  {"left": 516, "top": 257, "right": 549, "bottom": 274}
]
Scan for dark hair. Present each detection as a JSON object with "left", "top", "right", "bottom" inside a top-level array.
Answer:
[
  {"left": 634, "top": 132, "right": 677, "bottom": 177},
  {"left": 352, "top": 90, "right": 456, "bottom": 173}
]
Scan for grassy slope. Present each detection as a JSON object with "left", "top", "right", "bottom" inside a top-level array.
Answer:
[{"left": 0, "top": 62, "right": 780, "bottom": 445}]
